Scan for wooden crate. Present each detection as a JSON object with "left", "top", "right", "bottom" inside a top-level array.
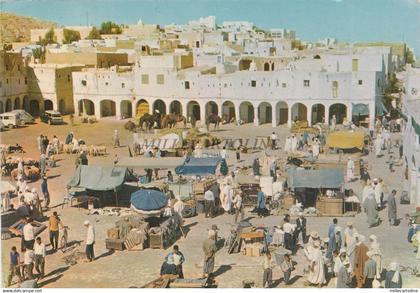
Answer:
[
  {"left": 316, "top": 197, "right": 344, "bottom": 216},
  {"left": 193, "top": 179, "right": 217, "bottom": 194},
  {"left": 149, "top": 233, "right": 164, "bottom": 249},
  {"left": 105, "top": 238, "right": 125, "bottom": 250},
  {"left": 244, "top": 243, "right": 263, "bottom": 257}
]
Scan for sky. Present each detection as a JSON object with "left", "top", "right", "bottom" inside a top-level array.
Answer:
[{"left": 2, "top": 0, "right": 420, "bottom": 55}]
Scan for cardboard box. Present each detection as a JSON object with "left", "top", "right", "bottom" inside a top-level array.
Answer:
[
  {"left": 244, "top": 243, "right": 263, "bottom": 257},
  {"left": 107, "top": 228, "right": 120, "bottom": 240},
  {"left": 105, "top": 238, "right": 125, "bottom": 251}
]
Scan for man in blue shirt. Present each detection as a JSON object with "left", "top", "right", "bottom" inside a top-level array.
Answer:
[
  {"left": 7, "top": 246, "right": 22, "bottom": 287},
  {"left": 257, "top": 187, "right": 266, "bottom": 218}
]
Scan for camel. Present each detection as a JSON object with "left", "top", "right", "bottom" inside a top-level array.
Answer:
[
  {"left": 139, "top": 113, "right": 161, "bottom": 130},
  {"left": 206, "top": 113, "right": 222, "bottom": 130},
  {"left": 161, "top": 114, "right": 187, "bottom": 128}
]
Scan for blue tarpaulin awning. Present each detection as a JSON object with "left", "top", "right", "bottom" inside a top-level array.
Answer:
[
  {"left": 352, "top": 103, "right": 369, "bottom": 116},
  {"left": 175, "top": 156, "right": 222, "bottom": 176},
  {"left": 287, "top": 168, "right": 344, "bottom": 189},
  {"left": 130, "top": 189, "right": 168, "bottom": 211}
]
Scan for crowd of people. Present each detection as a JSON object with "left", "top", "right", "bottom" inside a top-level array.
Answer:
[{"left": 2, "top": 112, "right": 414, "bottom": 288}]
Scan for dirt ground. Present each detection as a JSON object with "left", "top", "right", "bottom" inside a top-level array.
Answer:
[{"left": 1, "top": 116, "right": 419, "bottom": 288}]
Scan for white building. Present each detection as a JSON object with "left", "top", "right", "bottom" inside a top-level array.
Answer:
[
  {"left": 0, "top": 51, "right": 28, "bottom": 114},
  {"left": 269, "top": 28, "right": 296, "bottom": 40},
  {"left": 72, "top": 50, "right": 383, "bottom": 130},
  {"left": 402, "top": 66, "right": 420, "bottom": 207}
]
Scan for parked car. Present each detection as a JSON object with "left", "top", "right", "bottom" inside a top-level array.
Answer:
[
  {"left": 12, "top": 110, "right": 35, "bottom": 124},
  {"left": 0, "top": 112, "right": 26, "bottom": 128},
  {"left": 40, "top": 110, "right": 64, "bottom": 125}
]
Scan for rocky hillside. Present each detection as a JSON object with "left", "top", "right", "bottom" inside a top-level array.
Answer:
[{"left": 0, "top": 12, "right": 57, "bottom": 44}]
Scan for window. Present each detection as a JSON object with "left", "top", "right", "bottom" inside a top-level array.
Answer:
[
  {"left": 185, "top": 81, "right": 190, "bottom": 89},
  {"left": 304, "top": 80, "right": 310, "bottom": 87},
  {"left": 352, "top": 59, "right": 359, "bottom": 71},
  {"left": 105, "top": 82, "right": 109, "bottom": 86},
  {"left": 157, "top": 74, "right": 164, "bottom": 85},
  {"left": 0, "top": 81, "right": 2, "bottom": 88},
  {"left": 17, "top": 65, "right": 20, "bottom": 71},
  {"left": 121, "top": 83, "right": 125, "bottom": 88},
  {"left": 251, "top": 80, "right": 256, "bottom": 87},
  {"left": 358, "top": 80, "right": 363, "bottom": 85},
  {"left": 67, "top": 74, "right": 71, "bottom": 82},
  {"left": 25, "top": 77, "right": 28, "bottom": 85},
  {"left": 141, "top": 74, "right": 149, "bottom": 84},
  {"left": 282, "top": 83, "right": 287, "bottom": 88},
  {"left": 81, "top": 80, "right": 87, "bottom": 86},
  {"left": 6, "top": 79, "right": 9, "bottom": 84},
  {"left": 18, "top": 79, "right": 20, "bottom": 84},
  {"left": 5, "top": 65, "right": 9, "bottom": 71},
  {"left": 332, "top": 81, "right": 338, "bottom": 98},
  {"left": 224, "top": 83, "right": 227, "bottom": 88}
]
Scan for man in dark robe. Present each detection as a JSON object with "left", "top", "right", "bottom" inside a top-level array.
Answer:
[{"left": 387, "top": 190, "right": 397, "bottom": 226}]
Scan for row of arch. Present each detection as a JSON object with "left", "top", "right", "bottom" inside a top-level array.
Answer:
[
  {"left": 0, "top": 97, "right": 65, "bottom": 116},
  {"left": 76, "top": 98, "right": 370, "bottom": 127}
]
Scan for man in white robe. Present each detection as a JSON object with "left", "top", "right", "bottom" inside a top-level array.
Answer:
[
  {"left": 362, "top": 181, "right": 373, "bottom": 203},
  {"left": 372, "top": 179, "right": 382, "bottom": 209},
  {"left": 306, "top": 240, "right": 326, "bottom": 287},
  {"left": 173, "top": 199, "right": 184, "bottom": 218},
  {"left": 344, "top": 222, "right": 358, "bottom": 265},
  {"left": 291, "top": 135, "right": 298, "bottom": 153},
  {"left": 374, "top": 133, "right": 383, "bottom": 157},
  {"left": 222, "top": 183, "right": 232, "bottom": 213},
  {"left": 312, "top": 140, "right": 320, "bottom": 158},
  {"left": 284, "top": 136, "right": 292, "bottom": 153},
  {"left": 346, "top": 157, "right": 355, "bottom": 182},
  {"left": 368, "top": 235, "right": 382, "bottom": 280}
]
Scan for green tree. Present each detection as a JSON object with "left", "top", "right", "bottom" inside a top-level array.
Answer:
[
  {"left": 37, "top": 27, "right": 56, "bottom": 46},
  {"left": 220, "top": 159, "right": 229, "bottom": 176},
  {"left": 32, "top": 47, "right": 44, "bottom": 60},
  {"left": 99, "top": 21, "right": 122, "bottom": 34},
  {"left": 86, "top": 26, "right": 102, "bottom": 40},
  {"left": 406, "top": 49, "right": 415, "bottom": 65},
  {"left": 63, "top": 28, "right": 81, "bottom": 44}
]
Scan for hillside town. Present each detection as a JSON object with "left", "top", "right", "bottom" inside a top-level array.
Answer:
[{"left": 1, "top": 14, "right": 420, "bottom": 289}]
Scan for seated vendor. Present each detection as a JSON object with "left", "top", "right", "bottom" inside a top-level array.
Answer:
[
  {"left": 167, "top": 245, "right": 185, "bottom": 278},
  {"left": 160, "top": 245, "right": 185, "bottom": 277}
]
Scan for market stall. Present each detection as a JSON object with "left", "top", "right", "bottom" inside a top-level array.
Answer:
[
  {"left": 326, "top": 131, "right": 368, "bottom": 153},
  {"left": 286, "top": 168, "right": 346, "bottom": 216},
  {"left": 130, "top": 189, "right": 181, "bottom": 249},
  {"left": 67, "top": 165, "right": 138, "bottom": 207}
]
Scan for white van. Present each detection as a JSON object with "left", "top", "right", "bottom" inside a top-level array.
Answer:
[{"left": 0, "top": 112, "right": 26, "bottom": 128}]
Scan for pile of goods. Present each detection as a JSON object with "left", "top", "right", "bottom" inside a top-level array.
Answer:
[
  {"left": 106, "top": 215, "right": 149, "bottom": 251},
  {"left": 184, "top": 128, "right": 221, "bottom": 148},
  {"left": 291, "top": 120, "right": 319, "bottom": 135},
  {"left": 149, "top": 214, "right": 182, "bottom": 249}
]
